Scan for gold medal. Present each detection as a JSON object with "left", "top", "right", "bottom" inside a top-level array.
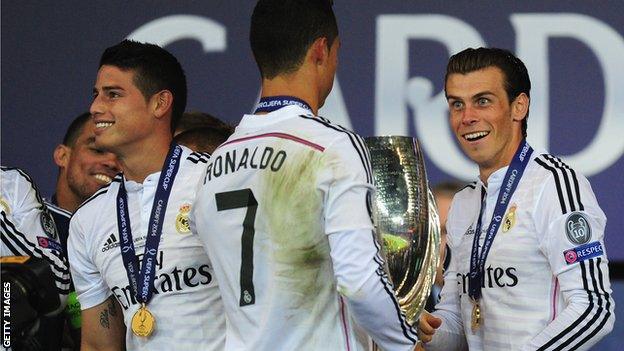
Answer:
[
  {"left": 471, "top": 300, "right": 481, "bottom": 333},
  {"left": 131, "top": 304, "right": 156, "bottom": 337},
  {"left": 175, "top": 203, "right": 191, "bottom": 234},
  {"left": 0, "top": 197, "right": 10, "bottom": 215},
  {"left": 502, "top": 204, "right": 517, "bottom": 233}
]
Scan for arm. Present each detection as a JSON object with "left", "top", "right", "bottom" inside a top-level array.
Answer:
[
  {"left": 0, "top": 168, "right": 71, "bottom": 312},
  {"left": 329, "top": 228, "right": 418, "bottom": 350},
  {"left": 68, "top": 211, "right": 124, "bottom": 350},
  {"left": 527, "top": 168, "right": 614, "bottom": 350},
  {"left": 323, "top": 135, "right": 417, "bottom": 350},
  {"left": 81, "top": 296, "right": 125, "bottom": 351}
]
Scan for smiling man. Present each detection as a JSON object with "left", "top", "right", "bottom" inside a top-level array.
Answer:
[
  {"left": 417, "top": 47, "right": 614, "bottom": 351},
  {"left": 67, "top": 40, "right": 224, "bottom": 350},
  {"left": 52, "top": 112, "right": 120, "bottom": 214}
]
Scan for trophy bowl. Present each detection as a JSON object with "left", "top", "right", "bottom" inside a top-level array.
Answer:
[{"left": 364, "top": 136, "right": 440, "bottom": 325}]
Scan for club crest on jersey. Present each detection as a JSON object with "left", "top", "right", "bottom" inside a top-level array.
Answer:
[
  {"left": 175, "top": 203, "right": 191, "bottom": 234},
  {"left": 0, "top": 197, "right": 10, "bottom": 214},
  {"left": 565, "top": 212, "right": 591, "bottom": 245},
  {"left": 40, "top": 210, "right": 58, "bottom": 239},
  {"left": 563, "top": 241, "right": 603, "bottom": 265},
  {"left": 502, "top": 203, "right": 517, "bottom": 233}
]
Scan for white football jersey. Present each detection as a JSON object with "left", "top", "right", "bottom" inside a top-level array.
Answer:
[
  {"left": 192, "top": 105, "right": 417, "bottom": 351},
  {"left": 429, "top": 152, "right": 615, "bottom": 351},
  {"left": 1, "top": 167, "right": 70, "bottom": 310},
  {"left": 68, "top": 147, "right": 225, "bottom": 350}
]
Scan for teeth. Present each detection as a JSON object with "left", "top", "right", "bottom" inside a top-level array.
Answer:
[
  {"left": 464, "top": 131, "right": 489, "bottom": 141},
  {"left": 94, "top": 174, "right": 112, "bottom": 184},
  {"left": 96, "top": 122, "right": 113, "bottom": 129}
]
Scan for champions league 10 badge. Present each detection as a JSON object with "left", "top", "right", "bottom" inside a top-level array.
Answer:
[
  {"left": 40, "top": 210, "right": 58, "bottom": 239},
  {"left": 565, "top": 212, "right": 591, "bottom": 245}
]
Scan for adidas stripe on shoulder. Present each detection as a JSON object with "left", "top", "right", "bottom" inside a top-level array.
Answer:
[{"left": 535, "top": 154, "right": 584, "bottom": 215}]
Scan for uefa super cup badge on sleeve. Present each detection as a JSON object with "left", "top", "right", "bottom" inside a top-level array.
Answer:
[{"left": 364, "top": 136, "right": 440, "bottom": 330}]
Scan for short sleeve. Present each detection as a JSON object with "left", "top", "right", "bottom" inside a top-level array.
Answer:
[{"left": 67, "top": 214, "right": 112, "bottom": 309}]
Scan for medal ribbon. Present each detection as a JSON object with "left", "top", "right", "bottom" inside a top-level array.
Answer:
[
  {"left": 468, "top": 140, "right": 533, "bottom": 301},
  {"left": 254, "top": 96, "right": 312, "bottom": 114},
  {"left": 117, "top": 143, "right": 183, "bottom": 304}
]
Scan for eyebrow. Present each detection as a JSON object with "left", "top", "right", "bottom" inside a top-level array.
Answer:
[
  {"left": 446, "top": 91, "right": 496, "bottom": 101},
  {"left": 93, "top": 85, "right": 124, "bottom": 94},
  {"left": 473, "top": 91, "right": 495, "bottom": 99}
]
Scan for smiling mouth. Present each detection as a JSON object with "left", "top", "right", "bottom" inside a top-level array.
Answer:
[
  {"left": 95, "top": 122, "right": 114, "bottom": 129},
  {"left": 94, "top": 174, "right": 113, "bottom": 184},
  {"left": 463, "top": 131, "right": 490, "bottom": 142}
]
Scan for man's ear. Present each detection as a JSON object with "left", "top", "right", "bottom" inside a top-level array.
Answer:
[
  {"left": 53, "top": 144, "right": 70, "bottom": 168},
  {"left": 152, "top": 90, "right": 174, "bottom": 120},
  {"left": 310, "top": 37, "right": 330, "bottom": 66},
  {"left": 511, "top": 93, "right": 529, "bottom": 121}
]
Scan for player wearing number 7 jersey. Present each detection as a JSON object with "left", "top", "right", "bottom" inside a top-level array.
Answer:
[{"left": 191, "top": 1, "right": 418, "bottom": 350}]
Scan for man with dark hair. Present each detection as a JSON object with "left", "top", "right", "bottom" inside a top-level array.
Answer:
[
  {"left": 174, "top": 111, "right": 233, "bottom": 136},
  {"left": 173, "top": 126, "right": 233, "bottom": 153},
  {"left": 98, "top": 40, "right": 187, "bottom": 132},
  {"left": 67, "top": 40, "right": 224, "bottom": 350},
  {"left": 418, "top": 47, "right": 614, "bottom": 350},
  {"left": 50, "top": 112, "right": 119, "bottom": 238},
  {"left": 444, "top": 47, "right": 531, "bottom": 138},
  {"left": 45, "top": 112, "right": 120, "bottom": 350},
  {"left": 192, "top": 1, "right": 418, "bottom": 350}
]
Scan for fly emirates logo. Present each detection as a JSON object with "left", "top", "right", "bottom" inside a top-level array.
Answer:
[
  {"left": 456, "top": 266, "right": 519, "bottom": 295},
  {"left": 111, "top": 251, "right": 213, "bottom": 310}
]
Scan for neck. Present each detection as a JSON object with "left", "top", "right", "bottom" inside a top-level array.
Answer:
[
  {"left": 478, "top": 137, "right": 524, "bottom": 186},
  {"left": 116, "top": 136, "right": 172, "bottom": 183},
  {"left": 54, "top": 177, "right": 82, "bottom": 213},
  {"left": 260, "top": 71, "right": 320, "bottom": 114}
]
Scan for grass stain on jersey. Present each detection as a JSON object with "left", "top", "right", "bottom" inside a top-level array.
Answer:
[{"left": 261, "top": 147, "right": 333, "bottom": 315}]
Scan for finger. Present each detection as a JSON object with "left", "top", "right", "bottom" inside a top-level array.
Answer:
[
  {"left": 419, "top": 319, "right": 435, "bottom": 335},
  {"left": 426, "top": 314, "right": 442, "bottom": 329}
]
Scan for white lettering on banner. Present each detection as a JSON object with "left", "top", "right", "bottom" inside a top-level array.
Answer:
[
  {"left": 127, "top": 15, "right": 226, "bottom": 53},
  {"left": 123, "top": 13, "right": 623, "bottom": 179},
  {"left": 512, "top": 14, "right": 624, "bottom": 176},
  {"left": 375, "top": 15, "right": 484, "bottom": 179}
]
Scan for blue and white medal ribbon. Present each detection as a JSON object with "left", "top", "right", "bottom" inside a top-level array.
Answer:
[
  {"left": 468, "top": 140, "right": 533, "bottom": 331},
  {"left": 117, "top": 143, "right": 182, "bottom": 307},
  {"left": 254, "top": 95, "right": 312, "bottom": 114}
]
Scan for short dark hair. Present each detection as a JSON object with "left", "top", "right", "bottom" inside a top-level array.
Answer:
[
  {"left": 175, "top": 111, "right": 233, "bottom": 136},
  {"left": 62, "top": 112, "right": 91, "bottom": 147},
  {"left": 99, "top": 40, "right": 187, "bottom": 132},
  {"left": 250, "top": 0, "right": 338, "bottom": 79},
  {"left": 173, "top": 126, "right": 234, "bottom": 154},
  {"left": 446, "top": 47, "right": 531, "bottom": 138}
]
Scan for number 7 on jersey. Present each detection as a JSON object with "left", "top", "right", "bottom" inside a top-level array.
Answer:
[{"left": 215, "top": 189, "right": 257, "bottom": 306}]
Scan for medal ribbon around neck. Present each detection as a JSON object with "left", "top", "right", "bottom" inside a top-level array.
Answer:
[
  {"left": 116, "top": 143, "right": 183, "bottom": 305},
  {"left": 254, "top": 96, "right": 312, "bottom": 114},
  {"left": 468, "top": 140, "right": 533, "bottom": 301}
]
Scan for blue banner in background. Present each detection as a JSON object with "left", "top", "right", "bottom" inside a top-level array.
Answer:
[{"left": 2, "top": 1, "right": 623, "bottom": 262}]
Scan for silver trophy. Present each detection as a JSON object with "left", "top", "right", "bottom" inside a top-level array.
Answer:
[{"left": 365, "top": 136, "right": 440, "bottom": 325}]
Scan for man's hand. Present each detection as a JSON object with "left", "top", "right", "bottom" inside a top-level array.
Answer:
[{"left": 417, "top": 311, "right": 442, "bottom": 344}]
